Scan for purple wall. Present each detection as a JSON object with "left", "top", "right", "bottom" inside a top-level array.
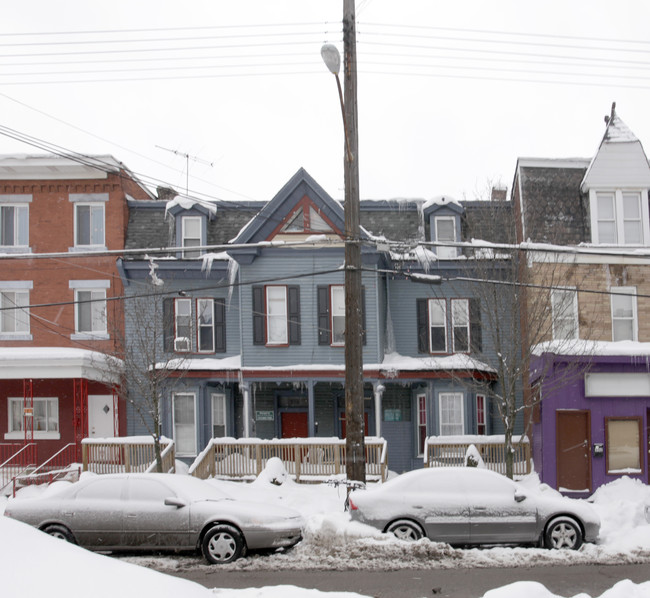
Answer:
[{"left": 531, "top": 353, "right": 649, "bottom": 495}]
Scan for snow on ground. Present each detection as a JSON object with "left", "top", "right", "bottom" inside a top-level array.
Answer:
[{"left": 2, "top": 459, "right": 650, "bottom": 598}]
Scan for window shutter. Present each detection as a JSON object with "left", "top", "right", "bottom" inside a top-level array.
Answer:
[
  {"left": 214, "top": 298, "right": 226, "bottom": 352},
  {"left": 317, "top": 285, "right": 330, "bottom": 345},
  {"left": 469, "top": 298, "right": 482, "bottom": 353},
  {"left": 287, "top": 285, "right": 301, "bottom": 345},
  {"left": 252, "top": 286, "right": 265, "bottom": 345},
  {"left": 416, "top": 298, "right": 428, "bottom": 353},
  {"left": 163, "top": 298, "right": 174, "bottom": 352}
]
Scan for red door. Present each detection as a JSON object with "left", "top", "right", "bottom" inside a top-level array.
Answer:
[
  {"left": 556, "top": 410, "right": 591, "bottom": 493},
  {"left": 281, "top": 412, "right": 308, "bottom": 438}
]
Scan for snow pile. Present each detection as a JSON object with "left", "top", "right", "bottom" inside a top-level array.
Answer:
[{"left": 483, "top": 580, "right": 650, "bottom": 598}]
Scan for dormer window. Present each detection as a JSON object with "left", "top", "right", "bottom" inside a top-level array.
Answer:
[
  {"left": 435, "top": 216, "right": 457, "bottom": 258},
  {"left": 592, "top": 191, "right": 647, "bottom": 245},
  {"left": 181, "top": 216, "right": 202, "bottom": 258},
  {"left": 424, "top": 197, "right": 463, "bottom": 258},
  {"left": 280, "top": 205, "right": 334, "bottom": 234}
]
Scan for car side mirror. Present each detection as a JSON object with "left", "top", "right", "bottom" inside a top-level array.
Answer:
[
  {"left": 164, "top": 497, "right": 187, "bottom": 508},
  {"left": 514, "top": 490, "right": 526, "bottom": 503}
]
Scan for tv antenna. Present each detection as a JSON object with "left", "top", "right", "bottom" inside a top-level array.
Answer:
[{"left": 156, "top": 145, "right": 214, "bottom": 195}]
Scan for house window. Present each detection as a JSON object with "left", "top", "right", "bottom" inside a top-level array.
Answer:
[
  {"left": 606, "top": 417, "right": 642, "bottom": 474},
  {"left": 428, "top": 299, "right": 447, "bottom": 353},
  {"left": 174, "top": 298, "right": 192, "bottom": 352},
  {"left": 435, "top": 216, "right": 457, "bottom": 258},
  {"left": 417, "top": 298, "right": 481, "bottom": 355},
  {"left": 211, "top": 393, "right": 227, "bottom": 438},
  {"left": 417, "top": 393, "right": 427, "bottom": 456},
  {"left": 451, "top": 299, "right": 469, "bottom": 352},
  {"left": 551, "top": 288, "right": 578, "bottom": 340},
  {"left": 592, "top": 191, "right": 648, "bottom": 245},
  {"left": 173, "top": 392, "right": 196, "bottom": 456},
  {"left": 253, "top": 285, "right": 300, "bottom": 346},
  {"left": 331, "top": 285, "right": 345, "bottom": 346},
  {"left": 0, "top": 289, "right": 30, "bottom": 335},
  {"left": 439, "top": 392, "right": 464, "bottom": 435},
  {"left": 266, "top": 286, "right": 288, "bottom": 345},
  {"left": 181, "top": 216, "right": 202, "bottom": 258},
  {"left": 611, "top": 287, "right": 637, "bottom": 341},
  {"left": 75, "top": 290, "right": 107, "bottom": 335},
  {"left": 0, "top": 205, "right": 29, "bottom": 248},
  {"left": 197, "top": 298, "right": 214, "bottom": 352},
  {"left": 7, "top": 397, "right": 59, "bottom": 440},
  {"left": 75, "top": 204, "right": 105, "bottom": 247},
  {"left": 476, "top": 394, "right": 486, "bottom": 435},
  {"left": 165, "top": 297, "right": 225, "bottom": 353},
  {"left": 280, "top": 204, "right": 334, "bottom": 234}
]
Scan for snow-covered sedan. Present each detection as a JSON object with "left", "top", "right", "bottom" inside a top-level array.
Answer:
[
  {"left": 348, "top": 467, "right": 599, "bottom": 549},
  {"left": 4, "top": 473, "right": 303, "bottom": 564}
]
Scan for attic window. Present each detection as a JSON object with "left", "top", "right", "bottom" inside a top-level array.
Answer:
[{"left": 281, "top": 206, "right": 333, "bottom": 234}]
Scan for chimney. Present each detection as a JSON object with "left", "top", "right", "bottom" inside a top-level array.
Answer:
[{"left": 491, "top": 187, "right": 507, "bottom": 202}]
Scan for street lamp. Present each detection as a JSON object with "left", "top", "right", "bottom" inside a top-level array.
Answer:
[{"left": 321, "top": 10, "right": 366, "bottom": 485}]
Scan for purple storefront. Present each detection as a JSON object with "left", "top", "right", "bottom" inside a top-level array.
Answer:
[{"left": 531, "top": 344, "right": 650, "bottom": 496}]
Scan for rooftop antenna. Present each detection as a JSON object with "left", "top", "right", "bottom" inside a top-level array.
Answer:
[{"left": 156, "top": 145, "right": 214, "bottom": 195}]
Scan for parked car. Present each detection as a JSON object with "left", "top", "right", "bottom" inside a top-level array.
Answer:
[
  {"left": 348, "top": 467, "right": 599, "bottom": 549},
  {"left": 3, "top": 473, "right": 303, "bottom": 564}
]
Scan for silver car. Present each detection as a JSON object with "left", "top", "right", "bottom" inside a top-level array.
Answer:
[
  {"left": 4, "top": 473, "right": 303, "bottom": 564},
  {"left": 349, "top": 467, "right": 599, "bottom": 549}
]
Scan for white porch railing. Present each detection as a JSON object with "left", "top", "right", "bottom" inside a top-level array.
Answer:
[{"left": 82, "top": 436, "right": 175, "bottom": 474}]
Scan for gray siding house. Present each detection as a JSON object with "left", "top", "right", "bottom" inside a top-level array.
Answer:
[{"left": 120, "top": 168, "right": 522, "bottom": 473}]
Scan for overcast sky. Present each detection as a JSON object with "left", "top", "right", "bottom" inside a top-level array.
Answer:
[{"left": 2, "top": 1, "right": 650, "bottom": 205}]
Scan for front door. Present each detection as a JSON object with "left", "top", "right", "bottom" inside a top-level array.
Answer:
[
  {"left": 281, "top": 411, "right": 308, "bottom": 438},
  {"left": 556, "top": 410, "right": 591, "bottom": 493},
  {"left": 88, "top": 395, "right": 116, "bottom": 438}
]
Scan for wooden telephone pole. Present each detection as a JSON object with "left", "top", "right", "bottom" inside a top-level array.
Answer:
[{"left": 342, "top": 0, "right": 365, "bottom": 483}]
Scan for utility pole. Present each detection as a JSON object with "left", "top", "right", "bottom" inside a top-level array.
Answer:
[{"left": 342, "top": 0, "right": 365, "bottom": 483}]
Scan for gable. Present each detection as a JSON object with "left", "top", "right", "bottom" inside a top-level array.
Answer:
[{"left": 230, "top": 168, "right": 350, "bottom": 245}]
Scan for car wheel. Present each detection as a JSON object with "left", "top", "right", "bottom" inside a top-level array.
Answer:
[
  {"left": 202, "top": 524, "right": 245, "bottom": 564},
  {"left": 544, "top": 516, "right": 583, "bottom": 550},
  {"left": 386, "top": 519, "right": 424, "bottom": 542},
  {"left": 42, "top": 524, "right": 75, "bottom": 544}
]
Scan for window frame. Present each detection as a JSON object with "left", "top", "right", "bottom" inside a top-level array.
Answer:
[
  {"left": 181, "top": 215, "right": 203, "bottom": 258},
  {"left": 0, "top": 204, "right": 29, "bottom": 248},
  {"left": 6, "top": 397, "right": 60, "bottom": 440},
  {"left": 172, "top": 392, "right": 197, "bottom": 457},
  {"left": 551, "top": 287, "right": 578, "bottom": 340},
  {"left": 265, "top": 285, "right": 289, "bottom": 346},
  {"left": 605, "top": 416, "right": 643, "bottom": 474},
  {"left": 74, "top": 289, "right": 108, "bottom": 337},
  {"left": 211, "top": 392, "right": 227, "bottom": 438},
  {"left": 434, "top": 215, "right": 457, "bottom": 258},
  {"left": 438, "top": 392, "right": 464, "bottom": 436},
  {"left": 74, "top": 202, "right": 105, "bottom": 248},
  {"left": 476, "top": 394, "right": 486, "bottom": 435},
  {"left": 416, "top": 393, "right": 427, "bottom": 456},
  {"left": 428, "top": 298, "right": 448, "bottom": 353},
  {"left": 451, "top": 298, "right": 470, "bottom": 353},
  {"left": 174, "top": 297, "right": 193, "bottom": 352},
  {"left": 590, "top": 190, "right": 650, "bottom": 245},
  {"left": 330, "top": 285, "right": 345, "bottom": 346},
  {"left": 610, "top": 286, "right": 637, "bottom": 342},
  {"left": 196, "top": 298, "right": 215, "bottom": 353},
  {"left": 0, "top": 288, "right": 30, "bottom": 336}
]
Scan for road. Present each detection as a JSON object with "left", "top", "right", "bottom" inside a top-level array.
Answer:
[{"left": 161, "top": 563, "right": 650, "bottom": 597}]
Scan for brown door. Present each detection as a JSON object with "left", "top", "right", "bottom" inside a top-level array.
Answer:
[
  {"left": 556, "top": 410, "right": 591, "bottom": 492},
  {"left": 281, "top": 411, "right": 308, "bottom": 438}
]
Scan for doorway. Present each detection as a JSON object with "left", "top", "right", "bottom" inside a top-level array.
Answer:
[
  {"left": 88, "top": 395, "right": 116, "bottom": 438},
  {"left": 281, "top": 411, "right": 308, "bottom": 438},
  {"left": 556, "top": 409, "right": 591, "bottom": 493}
]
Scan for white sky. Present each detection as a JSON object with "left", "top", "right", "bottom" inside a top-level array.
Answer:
[{"left": 2, "top": 1, "right": 650, "bottom": 205}]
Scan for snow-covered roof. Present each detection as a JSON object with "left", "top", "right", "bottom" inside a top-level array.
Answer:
[
  {"left": 0, "top": 347, "right": 122, "bottom": 383},
  {"left": 532, "top": 339, "right": 650, "bottom": 357},
  {"left": 165, "top": 194, "right": 218, "bottom": 216}
]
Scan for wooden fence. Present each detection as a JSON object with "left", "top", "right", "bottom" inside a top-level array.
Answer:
[
  {"left": 424, "top": 435, "right": 531, "bottom": 475},
  {"left": 189, "top": 438, "right": 388, "bottom": 482},
  {"left": 82, "top": 437, "right": 175, "bottom": 474}
]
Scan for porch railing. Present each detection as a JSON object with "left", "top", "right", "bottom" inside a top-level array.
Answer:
[
  {"left": 424, "top": 435, "right": 531, "bottom": 476},
  {"left": 82, "top": 437, "right": 175, "bottom": 474},
  {"left": 1, "top": 443, "right": 37, "bottom": 494},
  {"left": 11, "top": 443, "right": 80, "bottom": 495},
  {"left": 189, "top": 437, "right": 388, "bottom": 482}
]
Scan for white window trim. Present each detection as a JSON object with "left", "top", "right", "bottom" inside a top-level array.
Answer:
[
  {"left": 438, "top": 392, "right": 464, "bottom": 436},
  {"left": 589, "top": 189, "right": 650, "bottom": 245},
  {"left": 0, "top": 203, "right": 30, "bottom": 251},
  {"left": 451, "top": 298, "right": 470, "bottom": 353},
  {"left": 71, "top": 201, "right": 107, "bottom": 251},
  {"left": 266, "top": 285, "right": 288, "bottom": 346},
  {"left": 5, "top": 397, "right": 60, "bottom": 440},
  {"left": 434, "top": 216, "right": 458, "bottom": 258},
  {"left": 174, "top": 297, "right": 193, "bottom": 352},
  {"left": 551, "top": 287, "right": 579, "bottom": 341},
  {"left": 0, "top": 281, "right": 33, "bottom": 340},
  {"left": 181, "top": 215, "right": 203, "bottom": 258},
  {"left": 211, "top": 392, "right": 227, "bottom": 438},
  {"left": 72, "top": 288, "right": 108, "bottom": 339},
  {"left": 330, "top": 285, "right": 345, "bottom": 347},
  {"left": 197, "top": 298, "right": 215, "bottom": 353},
  {"left": 172, "top": 392, "right": 197, "bottom": 456},
  {"left": 610, "top": 286, "right": 638, "bottom": 342},
  {"left": 428, "top": 298, "right": 448, "bottom": 353}
]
